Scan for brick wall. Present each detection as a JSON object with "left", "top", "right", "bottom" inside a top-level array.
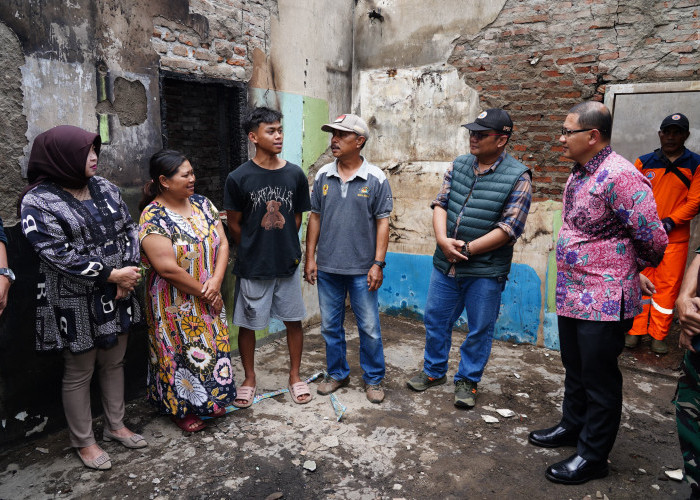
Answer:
[
  {"left": 151, "top": 0, "right": 277, "bottom": 81},
  {"left": 448, "top": 0, "right": 699, "bottom": 200}
]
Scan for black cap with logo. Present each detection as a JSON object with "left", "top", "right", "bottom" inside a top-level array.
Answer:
[
  {"left": 660, "top": 113, "right": 689, "bottom": 131},
  {"left": 462, "top": 108, "right": 513, "bottom": 135}
]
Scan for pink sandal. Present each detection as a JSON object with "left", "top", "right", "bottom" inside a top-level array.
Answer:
[
  {"left": 288, "top": 381, "right": 313, "bottom": 404},
  {"left": 232, "top": 385, "right": 256, "bottom": 408}
]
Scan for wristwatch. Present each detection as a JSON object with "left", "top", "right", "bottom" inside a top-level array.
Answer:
[
  {"left": 373, "top": 260, "right": 386, "bottom": 269},
  {"left": 0, "top": 268, "right": 15, "bottom": 284}
]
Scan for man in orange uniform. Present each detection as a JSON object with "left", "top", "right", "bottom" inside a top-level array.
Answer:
[{"left": 627, "top": 113, "right": 700, "bottom": 354}]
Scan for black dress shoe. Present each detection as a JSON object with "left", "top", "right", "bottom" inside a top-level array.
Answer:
[
  {"left": 545, "top": 453, "right": 609, "bottom": 485},
  {"left": 528, "top": 424, "right": 579, "bottom": 448}
]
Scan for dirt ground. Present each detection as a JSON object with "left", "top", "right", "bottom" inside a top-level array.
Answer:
[{"left": 0, "top": 314, "right": 693, "bottom": 500}]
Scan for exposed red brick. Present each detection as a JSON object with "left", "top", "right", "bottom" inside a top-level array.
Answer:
[
  {"left": 556, "top": 54, "right": 597, "bottom": 64},
  {"left": 672, "top": 44, "right": 694, "bottom": 53},
  {"left": 513, "top": 14, "right": 549, "bottom": 23}
]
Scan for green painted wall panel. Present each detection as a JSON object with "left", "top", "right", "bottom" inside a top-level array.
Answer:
[{"left": 302, "top": 96, "right": 329, "bottom": 173}]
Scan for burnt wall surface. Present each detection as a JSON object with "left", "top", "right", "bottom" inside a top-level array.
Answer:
[
  {"left": 447, "top": 0, "right": 700, "bottom": 200},
  {"left": 0, "top": 0, "right": 280, "bottom": 448}
]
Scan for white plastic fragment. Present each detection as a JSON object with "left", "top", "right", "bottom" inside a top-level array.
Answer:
[
  {"left": 665, "top": 468, "right": 684, "bottom": 481},
  {"left": 496, "top": 409, "right": 516, "bottom": 418},
  {"left": 15, "top": 411, "right": 28, "bottom": 422},
  {"left": 515, "top": 392, "right": 529, "bottom": 398},
  {"left": 152, "top": 478, "right": 160, "bottom": 484},
  {"left": 303, "top": 460, "right": 317, "bottom": 472},
  {"left": 481, "top": 415, "right": 499, "bottom": 423},
  {"left": 651, "top": 484, "right": 660, "bottom": 491},
  {"left": 320, "top": 435, "right": 339, "bottom": 448},
  {"left": 35, "top": 447, "right": 48, "bottom": 454},
  {"left": 513, "top": 372, "right": 521, "bottom": 379},
  {"left": 25, "top": 417, "right": 48, "bottom": 437}
]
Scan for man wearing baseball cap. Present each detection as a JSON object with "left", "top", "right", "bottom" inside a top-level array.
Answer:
[
  {"left": 627, "top": 113, "right": 700, "bottom": 354},
  {"left": 406, "top": 108, "right": 532, "bottom": 409},
  {"left": 304, "top": 113, "right": 393, "bottom": 403}
]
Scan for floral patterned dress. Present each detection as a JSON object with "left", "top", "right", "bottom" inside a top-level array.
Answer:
[{"left": 139, "top": 194, "right": 236, "bottom": 417}]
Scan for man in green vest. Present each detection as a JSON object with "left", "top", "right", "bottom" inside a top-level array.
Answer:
[{"left": 407, "top": 108, "right": 532, "bottom": 409}]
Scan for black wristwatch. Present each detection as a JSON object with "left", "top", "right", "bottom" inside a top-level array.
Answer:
[
  {"left": 373, "top": 260, "right": 386, "bottom": 269},
  {"left": 0, "top": 268, "right": 15, "bottom": 284}
]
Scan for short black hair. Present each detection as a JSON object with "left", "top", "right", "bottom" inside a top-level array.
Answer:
[
  {"left": 568, "top": 101, "right": 612, "bottom": 140},
  {"left": 243, "top": 106, "right": 283, "bottom": 134}
]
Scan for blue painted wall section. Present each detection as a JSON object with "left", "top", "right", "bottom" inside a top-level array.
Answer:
[{"left": 379, "top": 252, "right": 541, "bottom": 345}]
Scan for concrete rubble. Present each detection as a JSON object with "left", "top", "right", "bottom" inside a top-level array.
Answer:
[{"left": 0, "top": 314, "right": 693, "bottom": 499}]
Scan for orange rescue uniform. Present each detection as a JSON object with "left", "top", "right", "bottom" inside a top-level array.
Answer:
[{"left": 630, "top": 147, "right": 700, "bottom": 340}]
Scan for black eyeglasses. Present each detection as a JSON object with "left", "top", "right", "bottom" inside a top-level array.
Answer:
[
  {"left": 469, "top": 131, "right": 506, "bottom": 140},
  {"left": 561, "top": 127, "right": 594, "bottom": 136}
]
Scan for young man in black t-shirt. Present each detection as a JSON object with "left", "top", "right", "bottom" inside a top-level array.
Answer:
[{"left": 224, "top": 107, "right": 312, "bottom": 406}]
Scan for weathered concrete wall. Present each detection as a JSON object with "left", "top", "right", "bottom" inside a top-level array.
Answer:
[
  {"left": 0, "top": 22, "right": 26, "bottom": 225},
  {"left": 352, "top": 0, "right": 700, "bottom": 349}
]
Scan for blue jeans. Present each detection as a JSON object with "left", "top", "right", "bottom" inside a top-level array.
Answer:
[
  {"left": 423, "top": 267, "right": 505, "bottom": 383},
  {"left": 317, "top": 271, "right": 385, "bottom": 385}
]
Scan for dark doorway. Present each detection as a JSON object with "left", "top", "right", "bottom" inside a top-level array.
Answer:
[{"left": 160, "top": 72, "right": 247, "bottom": 208}]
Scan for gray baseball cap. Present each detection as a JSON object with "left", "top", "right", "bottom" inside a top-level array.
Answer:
[{"left": 321, "top": 114, "right": 369, "bottom": 138}]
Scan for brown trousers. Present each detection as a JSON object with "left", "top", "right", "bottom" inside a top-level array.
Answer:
[{"left": 62, "top": 334, "right": 127, "bottom": 448}]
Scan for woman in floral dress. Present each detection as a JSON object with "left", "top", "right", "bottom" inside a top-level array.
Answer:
[{"left": 139, "top": 149, "right": 236, "bottom": 432}]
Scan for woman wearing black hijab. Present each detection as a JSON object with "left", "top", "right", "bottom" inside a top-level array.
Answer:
[{"left": 19, "top": 125, "right": 147, "bottom": 470}]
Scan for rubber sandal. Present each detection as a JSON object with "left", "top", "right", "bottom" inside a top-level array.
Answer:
[
  {"left": 232, "top": 385, "right": 256, "bottom": 409},
  {"left": 289, "top": 381, "right": 313, "bottom": 404},
  {"left": 170, "top": 414, "right": 206, "bottom": 433},
  {"left": 209, "top": 405, "right": 227, "bottom": 418}
]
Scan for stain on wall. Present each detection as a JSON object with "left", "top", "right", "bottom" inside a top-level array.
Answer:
[
  {"left": 95, "top": 76, "right": 148, "bottom": 127},
  {"left": 379, "top": 252, "right": 541, "bottom": 346}
]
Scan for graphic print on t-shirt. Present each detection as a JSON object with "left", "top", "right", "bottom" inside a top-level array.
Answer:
[{"left": 251, "top": 186, "right": 293, "bottom": 231}]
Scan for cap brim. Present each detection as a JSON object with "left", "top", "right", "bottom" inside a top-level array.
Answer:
[
  {"left": 462, "top": 122, "right": 492, "bottom": 131},
  {"left": 660, "top": 124, "right": 689, "bottom": 130},
  {"left": 322, "top": 123, "right": 353, "bottom": 133}
]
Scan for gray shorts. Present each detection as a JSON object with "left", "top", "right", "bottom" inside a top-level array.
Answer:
[{"left": 232, "top": 267, "right": 306, "bottom": 330}]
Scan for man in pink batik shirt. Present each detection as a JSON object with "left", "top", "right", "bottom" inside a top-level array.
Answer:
[{"left": 528, "top": 101, "right": 668, "bottom": 485}]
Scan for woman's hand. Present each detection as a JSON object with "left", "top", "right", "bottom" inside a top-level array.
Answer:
[
  {"left": 108, "top": 266, "right": 141, "bottom": 291},
  {"left": 210, "top": 294, "right": 224, "bottom": 315},
  {"left": 201, "top": 276, "right": 222, "bottom": 303},
  {"left": 116, "top": 285, "right": 130, "bottom": 300}
]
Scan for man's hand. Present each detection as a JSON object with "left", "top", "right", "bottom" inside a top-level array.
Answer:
[
  {"left": 679, "top": 330, "right": 698, "bottom": 353},
  {"left": 639, "top": 274, "right": 656, "bottom": 296},
  {"left": 677, "top": 295, "right": 700, "bottom": 336},
  {"left": 367, "top": 265, "right": 383, "bottom": 291},
  {"left": 437, "top": 237, "right": 468, "bottom": 265},
  {"left": 304, "top": 257, "right": 317, "bottom": 285},
  {"left": 0, "top": 276, "right": 9, "bottom": 317}
]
